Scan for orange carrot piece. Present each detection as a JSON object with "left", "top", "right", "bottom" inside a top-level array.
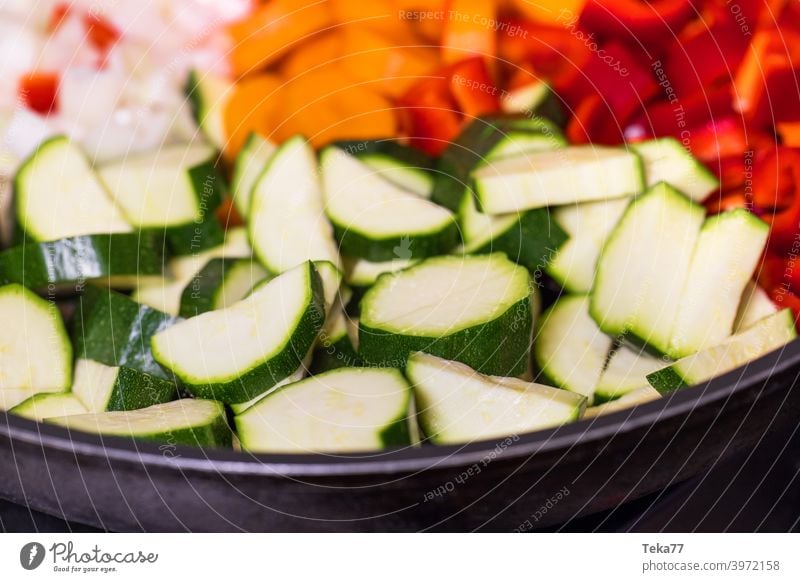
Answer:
[
  {"left": 223, "top": 74, "right": 283, "bottom": 159},
  {"left": 441, "top": 0, "right": 496, "bottom": 63}
]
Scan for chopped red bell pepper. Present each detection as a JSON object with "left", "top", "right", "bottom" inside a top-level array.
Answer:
[
  {"left": 398, "top": 74, "right": 463, "bottom": 156},
  {"left": 579, "top": 0, "right": 694, "bottom": 45},
  {"left": 84, "top": 10, "right": 120, "bottom": 53},
  {"left": 752, "top": 147, "right": 800, "bottom": 252},
  {"left": 19, "top": 72, "right": 59, "bottom": 115},
  {"left": 448, "top": 57, "right": 500, "bottom": 118},
  {"left": 566, "top": 94, "right": 625, "bottom": 145}
]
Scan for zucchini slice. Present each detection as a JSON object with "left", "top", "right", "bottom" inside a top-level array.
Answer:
[
  {"left": 335, "top": 139, "right": 435, "bottom": 198},
  {"left": 647, "top": 309, "right": 797, "bottom": 393},
  {"left": 228, "top": 361, "right": 309, "bottom": 415},
  {"left": 406, "top": 352, "right": 585, "bottom": 444},
  {"left": 0, "top": 232, "right": 163, "bottom": 290},
  {"left": 594, "top": 345, "right": 668, "bottom": 403},
  {"left": 668, "top": 209, "right": 769, "bottom": 358},
  {"left": 458, "top": 194, "right": 568, "bottom": 272},
  {"left": 583, "top": 386, "right": 662, "bottom": 418},
  {"left": 185, "top": 69, "right": 233, "bottom": 151},
  {"left": 236, "top": 367, "right": 412, "bottom": 453},
  {"left": 49, "top": 398, "right": 231, "bottom": 447},
  {"left": 632, "top": 137, "right": 719, "bottom": 202},
  {"left": 321, "top": 147, "right": 457, "bottom": 262},
  {"left": 311, "top": 300, "right": 361, "bottom": 373},
  {"left": 179, "top": 258, "right": 269, "bottom": 318},
  {"left": 590, "top": 182, "right": 706, "bottom": 354},
  {"left": 0, "top": 283, "right": 72, "bottom": 392},
  {"left": 71, "top": 359, "right": 177, "bottom": 413},
  {"left": 734, "top": 282, "right": 777, "bottom": 332},
  {"left": 433, "top": 115, "right": 565, "bottom": 211},
  {"left": 14, "top": 136, "right": 132, "bottom": 242},
  {"left": 545, "top": 198, "right": 630, "bottom": 293},
  {"left": 500, "top": 81, "right": 564, "bottom": 125},
  {"left": 473, "top": 146, "right": 644, "bottom": 214},
  {"left": 73, "top": 286, "right": 180, "bottom": 380},
  {"left": 534, "top": 295, "right": 612, "bottom": 403},
  {"left": 98, "top": 144, "right": 224, "bottom": 254},
  {"left": 151, "top": 261, "right": 326, "bottom": 404},
  {"left": 343, "top": 255, "right": 418, "bottom": 288},
  {"left": 10, "top": 393, "right": 87, "bottom": 422},
  {"left": 359, "top": 254, "right": 533, "bottom": 376},
  {"left": 249, "top": 136, "right": 342, "bottom": 273},
  {"left": 231, "top": 132, "right": 277, "bottom": 218}
]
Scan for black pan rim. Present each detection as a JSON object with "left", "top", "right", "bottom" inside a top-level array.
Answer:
[{"left": 2, "top": 339, "right": 798, "bottom": 477}]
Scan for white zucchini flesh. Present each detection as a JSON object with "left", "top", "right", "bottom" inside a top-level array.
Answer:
[
  {"left": 214, "top": 260, "right": 270, "bottom": 310},
  {"left": 1, "top": 389, "right": 49, "bottom": 411},
  {"left": 186, "top": 69, "right": 233, "bottom": 151},
  {"left": 236, "top": 367, "right": 412, "bottom": 453},
  {"left": 133, "top": 227, "right": 252, "bottom": 315},
  {"left": 501, "top": 82, "right": 551, "bottom": 114},
  {"left": 360, "top": 154, "right": 434, "bottom": 198},
  {"left": 647, "top": 309, "right": 797, "bottom": 392},
  {"left": 15, "top": 136, "right": 132, "bottom": 241},
  {"left": 534, "top": 295, "right": 612, "bottom": 404},
  {"left": 0, "top": 284, "right": 72, "bottom": 392},
  {"left": 361, "top": 254, "right": 529, "bottom": 335},
  {"left": 583, "top": 386, "right": 662, "bottom": 419},
  {"left": 594, "top": 345, "right": 668, "bottom": 402},
  {"left": 590, "top": 182, "right": 706, "bottom": 354},
  {"left": 458, "top": 191, "right": 517, "bottom": 246},
  {"left": 734, "top": 282, "right": 777, "bottom": 332},
  {"left": 151, "top": 262, "right": 321, "bottom": 388},
  {"left": 248, "top": 136, "right": 342, "bottom": 273},
  {"left": 546, "top": 198, "right": 630, "bottom": 293},
  {"left": 668, "top": 209, "right": 769, "bottom": 358},
  {"left": 344, "top": 256, "right": 418, "bottom": 287},
  {"left": 10, "top": 392, "right": 87, "bottom": 422},
  {"left": 97, "top": 144, "right": 215, "bottom": 228},
  {"left": 321, "top": 147, "right": 456, "bottom": 245},
  {"left": 472, "top": 145, "right": 644, "bottom": 214},
  {"left": 632, "top": 137, "right": 719, "bottom": 202},
  {"left": 229, "top": 360, "right": 309, "bottom": 415},
  {"left": 406, "top": 352, "right": 585, "bottom": 445},
  {"left": 231, "top": 132, "right": 277, "bottom": 218}
]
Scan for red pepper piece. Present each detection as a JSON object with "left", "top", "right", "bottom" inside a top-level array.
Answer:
[
  {"left": 84, "top": 11, "right": 120, "bottom": 53},
  {"left": 448, "top": 57, "right": 500, "bottom": 118},
  {"left": 579, "top": 0, "right": 695, "bottom": 45},
  {"left": 19, "top": 72, "right": 59, "bottom": 115},
  {"left": 398, "top": 74, "right": 463, "bottom": 156},
  {"left": 753, "top": 147, "right": 800, "bottom": 252},
  {"left": 566, "top": 94, "right": 625, "bottom": 145}
]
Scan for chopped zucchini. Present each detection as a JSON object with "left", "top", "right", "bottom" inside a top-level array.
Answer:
[
  {"left": 647, "top": 309, "right": 797, "bottom": 393},
  {"left": 359, "top": 254, "right": 533, "bottom": 376},
  {"left": 545, "top": 198, "right": 630, "bottom": 293},
  {"left": 0, "top": 283, "right": 72, "bottom": 392},
  {"left": 10, "top": 393, "right": 87, "bottom": 422},
  {"left": 236, "top": 367, "right": 412, "bottom": 453},
  {"left": 179, "top": 258, "right": 269, "bottom": 318},
  {"left": 151, "top": 261, "right": 326, "bottom": 404},
  {"left": 500, "top": 81, "right": 564, "bottom": 125},
  {"left": 185, "top": 69, "right": 233, "bottom": 151},
  {"left": 406, "top": 352, "right": 585, "bottom": 444},
  {"left": 0, "top": 233, "right": 163, "bottom": 290},
  {"left": 49, "top": 398, "right": 231, "bottom": 447},
  {"left": 249, "top": 136, "right": 342, "bottom": 272},
  {"left": 14, "top": 136, "right": 131, "bottom": 242},
  {"left": 583, "top": 386, "right": 662, "bottom": 418},
  {"left": 321, "top": 146, "right": 458, "bottom": 261},
  {"left": 590, "top": 182, "right": 706, "bottom": 354},
  {"left": 73, "top": 286, "right": 180, "bottom": 380},
  {"left": 594, "top": 345, "right": 668, "bottom": 402},
  {"left": 473, "top": 146, "right": 644, "bottom": 214},
  {"left": 335, "top": 139, "right": 435, "bottom": 197},
  {"left": 344, "top": 255, "right": 418, "bottom": 288},
  {"left": 632, "top": 137, "right": 719, "bottom": 202},
  {"left": 230, "top": 132, "right": 277, "bottom": 218},
  {"left": 734, "top": 282, "right": 777, "bottom": 332},
  {"left": 71, "top": 359, "right": 177, "bottom": 413},
  {"left": 668, "top": 209, "right": 769, "bottom": 358},
  {"left": 534, "top": 295, "right": 612, "bottom": 403}
]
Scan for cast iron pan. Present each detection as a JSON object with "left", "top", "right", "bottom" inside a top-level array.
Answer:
[{"left": 1, "top": 338, "right": 798, "bottom": 532}]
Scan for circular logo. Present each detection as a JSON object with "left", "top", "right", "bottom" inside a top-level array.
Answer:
[{"left": 19, "top": 542, "right": 46, "bottom": 570}]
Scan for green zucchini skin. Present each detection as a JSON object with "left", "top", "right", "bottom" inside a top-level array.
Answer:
[
  {"left": 178, "top": 258, "right": 228, "bottom": 317},
  {"left": 162, "top": 160, "right": 226, "bottom": 256},
  {"left": 0, "top": 233, "right": 163, "bottom": 290},
  {"left": 331, "top": 221, "right": 459, "bottom": 263},
  {"left": 465, "top": 208, "right": 568, "bottom": 272},
  {"left": 310, "top": 333, "right": 362, "bottom": 373},
  {"left": 359, "top": 295, "right": 532, "bottom": 377},
  {"left": 156, "top": 264, "right": 327, "bottom": 404},
  {"left": 332, "top": 139, "right": 434, "bottom": 170},
  {"left": 645, "top": 366, "right": 687, "bottom": 394},
  {"left": 73, "top": 286, "right": 181, "bottom": 380},
  {"left": 105, "top": 367, "right": 179, "bottom": 411},
  {"left": 433, "top": 115, "right": 564, "bottom": 211}
]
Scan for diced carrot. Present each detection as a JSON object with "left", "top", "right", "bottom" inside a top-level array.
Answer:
[
  {"left": 330, "top": 0, "right": 397, "bottom": 32},
  {"left": 223, "top": 74, "right": 283, "bottom": 159},
  {"left": 778, "top": 122, "right": 800, "bottom": 147},
  {"left": 228, "top": 0, "right": 333, "bottom": 76},
  {"left": 281, "top": 32, "right": 342, "bottom": 80},
  {"left": 327, "top": 86, "right": 397, "bottom": 145},
  {"left": 441, "top": 0, "right": 496, "bottom": 63},
  {"left": 448, "top": 57, "right": 499, "bottom": 117},
  {"left": 511, "top": 0, "right": 586, "bottom": 24}
]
